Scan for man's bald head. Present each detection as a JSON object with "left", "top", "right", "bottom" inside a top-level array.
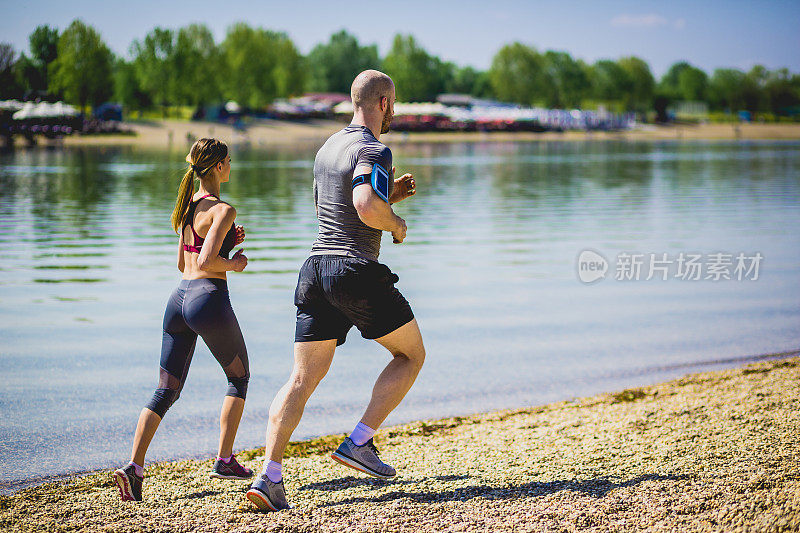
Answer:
[{"left": 351, "top": 70, "right": 395, "bottom": 109}]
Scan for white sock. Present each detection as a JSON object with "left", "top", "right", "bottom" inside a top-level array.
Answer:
[
  {"left": 262, "top": 460, "right": 282, "bottom": 483},
  {"left": 349, "top": 422, "right": 376, "bottom": 446},
  {"left": 128, "top": 461, "right": 144, "bottom": 478}
]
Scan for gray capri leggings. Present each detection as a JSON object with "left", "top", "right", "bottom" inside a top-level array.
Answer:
[{"left": 145, "top": 278, "right": 249, "bottom": 418}]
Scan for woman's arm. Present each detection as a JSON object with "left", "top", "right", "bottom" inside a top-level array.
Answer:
[
  {"left": 196, "top": 204, "right": 245, "bottom": 272},
  {"left": 177, "top": 231, "right": 185, "bottom": 273}
]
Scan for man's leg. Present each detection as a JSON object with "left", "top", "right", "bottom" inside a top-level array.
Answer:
[
  {"left": 248, "top": 339, "right": 337, "bottom": 511},
  {"left": 329, "top": 319, "right": 424, "bottom": 479},
  {"left": 360, "top": 318, "right": 425, "bottom": 430},
  {"left": 264, "top": 339, "right": 337, "bottom": 462}
]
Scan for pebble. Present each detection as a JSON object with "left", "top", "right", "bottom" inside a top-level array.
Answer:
[{"left": 1, "top": 357, "right": 798, "bottom": 532}]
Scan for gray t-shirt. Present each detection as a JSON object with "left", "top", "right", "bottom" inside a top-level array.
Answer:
[{"left": 310, "top": 125, "right": 393, "bottom": 261}]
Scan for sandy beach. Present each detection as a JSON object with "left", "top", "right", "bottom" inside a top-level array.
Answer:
[
  {"left": 37, "top": 120, "right": 800, "bottom": 150},
  {"left": 2, "top": 353, "right": 798, "bottom": 532}
]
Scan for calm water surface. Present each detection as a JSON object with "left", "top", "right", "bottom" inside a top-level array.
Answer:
[{"left": 1, "top": 139, "right": 799, "bottom": 489}]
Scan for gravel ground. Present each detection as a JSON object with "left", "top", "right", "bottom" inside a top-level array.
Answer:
[{"left": 2, "top": 356, "right": 798, "bottom": 532}]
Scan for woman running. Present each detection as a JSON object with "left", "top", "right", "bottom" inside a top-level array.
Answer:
[{"left": 113, "top": 138, "right": 252, "bottom": 501}]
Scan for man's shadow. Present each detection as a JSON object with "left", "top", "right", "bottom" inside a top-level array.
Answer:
[
  {"left": 299, "top": 474, "right": 468, "bottom": 491},
  {"left": 302, "top": 473, "right": 690, "bottom": 507}
]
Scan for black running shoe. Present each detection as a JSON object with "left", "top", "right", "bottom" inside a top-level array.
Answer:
[
  {"left": 210, "top": 454, "right": 254, "bottom": 480},
  {"left": 112, "top": 464, "right": 142, "bottom": 501}
]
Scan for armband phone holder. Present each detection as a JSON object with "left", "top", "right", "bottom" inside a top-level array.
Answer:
[{"left": 371, "top": 163, "right": 390, "bottom": 202}]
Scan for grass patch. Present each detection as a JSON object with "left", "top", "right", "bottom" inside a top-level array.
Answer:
[
  {"left": 238, "top": 433, "right": 348, "bottom": 461},
  {"left": 742, "top": 360, "right": 797, "bottom": 375},
  {"left": 611, "top": 388, "right": 648, "bottom": 403}
]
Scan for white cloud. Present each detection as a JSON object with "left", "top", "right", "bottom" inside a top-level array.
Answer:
[
  {"left": 674, "top": 18, "right": 687, "bottom": 30},
  {"left": 611, "top": 14, "right": 669, "bottom": 28}
]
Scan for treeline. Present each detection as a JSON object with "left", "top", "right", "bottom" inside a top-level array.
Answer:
[{"left": 2, "top": 19, "right": 800, "bottom": 119}]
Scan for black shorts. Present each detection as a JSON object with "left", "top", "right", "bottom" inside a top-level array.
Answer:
[{"left": 294, "top": 255, "right": 414, "bottom": 346}]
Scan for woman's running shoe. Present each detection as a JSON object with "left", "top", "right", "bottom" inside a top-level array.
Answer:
[
  {"left": 246, "top": 474, "right": 291, "bottom": 511},
  {"left": 112, "top": 465, "right": 143, "bottom": 501},
  {"left": 209, "top": 454, "right": 254, "bottom": 480},
  {"left": 330, "top": 437, "right": 396, "bottom": 479}
]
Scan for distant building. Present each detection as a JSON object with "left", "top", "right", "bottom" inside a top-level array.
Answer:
[
  {"left": 436, "top": 94, "right": 474, "bottom": 108},
  {"left": 302, "top": 93, "right": 350, "bottom": 105}
]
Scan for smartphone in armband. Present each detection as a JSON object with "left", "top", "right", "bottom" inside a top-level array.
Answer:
[{"left": 371, "top": 163, "right": 390, "bottom": 202}]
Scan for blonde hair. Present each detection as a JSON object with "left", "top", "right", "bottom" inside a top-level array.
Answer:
[{"left": 170, "top": 138, "right": 228, "bottom": 233}]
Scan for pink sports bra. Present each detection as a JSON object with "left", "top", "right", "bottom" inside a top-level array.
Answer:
[{"left": 182, "top": 194, "right": 236, "bottom": 259}]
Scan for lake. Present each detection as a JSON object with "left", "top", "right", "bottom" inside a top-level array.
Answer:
[{"left": 1, "top": 138, "right": 799, "bottom": 490}]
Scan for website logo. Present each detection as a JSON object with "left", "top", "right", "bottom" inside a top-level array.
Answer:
[{"left": 577, "top": 249, "right": 609, "bottom": 284}]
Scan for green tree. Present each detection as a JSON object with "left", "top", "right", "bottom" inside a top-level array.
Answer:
[
  {"left": 618, "top": 56, "right": 655, "bottom": 113},
  {"left": 790, "top": 74, "right": 800, "bottom": 113},
  {"left": 131, "top": 27, "right": 176, "bottom": 113},
  {"left": 708, "top": 68, "right": 747, "bottom": 111},
  {"left": 659, "top": 61, "right": 689, "bottom": 99},
  {"left": 29, "top": 25, "right": 59, "bottom": 91},
  {"left": 113, "top": 58, "right": 150, "bottom": 112},
  {"left": 746, "top": 65, "right": 792, "bottom": 114},
  {"left": 306, "top": 30, "right": 379, "bottom": 93},
  {"left": 742, "top": 65, "right": 800, "bottom": 114},
  {"left": 0, "top": 43, "right": 22, "bottom": 98},
  {"left": 541, "top": 50, "right": 590, "bottom": 108},
  {"left": 382, "top": 34, "right": 446, "bottom": 102},
  {"left": 679, "top": 68, "right": 708, "bottom": 101},
  {"left": 763, "top": 68, "right": 800, "bottom": 115},
  {"left": 220, "top": 23, "right": 304, "bottom": 108},
  {"left": 443, "top": 64, "right": 491, "bottom": 97},
  {"left": 488, "top": 42, "right": 545, "bottom": 106},
  {"left": 746, "top": 64, "right": 769, "bottom": 112},
  {"left": 272, "top": 33, "right": 305, "bottom": 98},
  {"left": 470, "top": 70, "right": 492, "bottom": 98},
  {"left": 14, "top": 54, "right": 42, "bottom": 96},
  {"left": 49, "top": 20, "right": 114, "bottom": 109},
  {"left": 173, "top": 24, "right": 223, "bottom": 106},
  {"left": 590, "top": 59, "right": 632, "bottom": 104},
  {"left": 659, "top": 61, "right": 708, "bottom": 101}
]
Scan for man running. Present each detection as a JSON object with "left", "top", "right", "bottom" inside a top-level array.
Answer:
[{"left": 247, "top": 70, "right": 424, "bottom": 511}]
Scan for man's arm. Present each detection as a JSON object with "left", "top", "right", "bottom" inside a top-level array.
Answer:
[
  {"left": 352, "top": 181, "right": 407, "bottom": 243},
  {"left": 352, "top": 144, "right": 407, "bottom": 242}
]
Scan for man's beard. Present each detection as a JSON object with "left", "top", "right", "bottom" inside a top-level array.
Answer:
[{"left": 380, "top": 108, "right": 392, "bottom": 134}]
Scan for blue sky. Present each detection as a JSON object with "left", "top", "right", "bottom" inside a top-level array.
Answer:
[{"left": 2, "top": 0, "right": 798, "bottom": 77}]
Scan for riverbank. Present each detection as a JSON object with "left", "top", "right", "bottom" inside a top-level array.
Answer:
[
  {"left": 25, "top": 120, "right": 800, "bottom": 149},
  {"left": 2, "top": 355, "right": 798, "bottom": 532}
]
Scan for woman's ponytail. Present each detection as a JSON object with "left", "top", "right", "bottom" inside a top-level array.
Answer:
[
  {"left": 171, "top": 165, "right": 196, "bottom": 233},
  {"left": 171, "top": 138, "right": 227, "bottom": 233}
]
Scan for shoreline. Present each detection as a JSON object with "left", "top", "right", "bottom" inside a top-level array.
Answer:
[
  {"left": 9, "top": 120, "right": 800, "bottom": 150},
  {"left": 2, "top": 352, "right": 799, "bottom": 531},
  {"left": 2, "top": 349, "right": 795, "bottom": 497}
]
